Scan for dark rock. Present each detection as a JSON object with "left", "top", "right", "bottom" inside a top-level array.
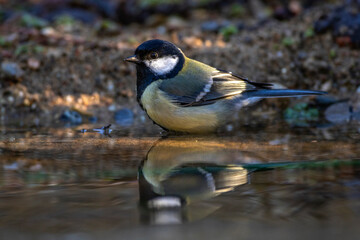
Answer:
[
  {"left": 115, "top": 0, "right": 188, "bottom": 25},
  {"left": 314, "top": 5, "right": 360, "bottom": 47},
  {"left": 297, "top": 51, "right": 307, "bottom": 60},
  {"left": 115, "top": 108, "right": 133, "bottom": 127},
  {"left": 85, "top": 0, "right": 118, "bottom": 19},
  {"left": 201, "top": 21, "right": 221, "bottom": 32},
  {"left": 201, "top": 20, "right": 231, "bottom": 33},
  {"left": 45, "top": 9, "right": 98, "bottom": 24},
  {"left": 60, "top": 110, "right": 82, "bottom": 124},
  {"left": 88, "top": 116, "right": 98, "bottom": 123},
  {"left": 0, "top": 9, "right": 13, "bottom": 23},
  {"left": 273, "top": 6, "right": 295, "bottom": 21},
  {"left": 237, "top": 22, "right": 245, "bottom": 31},
  {"left": 31, "top": 0, "right": 117, "bottom": 23},
  {"left": 325, "top": 102, "right": 352, "bottom": 123}
]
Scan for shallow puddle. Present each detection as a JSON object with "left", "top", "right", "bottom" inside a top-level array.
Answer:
[{"left": 0, "top": 122, "right": 359, "bottom": 239}]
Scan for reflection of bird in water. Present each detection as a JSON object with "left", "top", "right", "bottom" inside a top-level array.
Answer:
[{"left": 138, "top": 136, "right": 248, "bottom": 225}]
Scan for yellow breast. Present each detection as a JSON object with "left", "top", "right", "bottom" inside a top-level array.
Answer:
[{"left": 140, "top": 81, "right": 219, "bottom": 133}]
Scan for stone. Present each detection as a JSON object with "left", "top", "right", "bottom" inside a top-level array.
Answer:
[
  {"left": 115, "top": 108, "right": 134, "bottom": 127},
  {"left": 1, "top": 62, "right": 24, "bottom": 79},
  {"left": 60, "top": 110, "right": 82, "bottom": 124},
  {"left": 325, "top": 102, "right": 351, "bottom": 123}
]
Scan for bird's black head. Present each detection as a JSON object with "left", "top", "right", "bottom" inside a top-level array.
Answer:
[{"left": 125, "top": 39, "right": 185, "bottom": 101}]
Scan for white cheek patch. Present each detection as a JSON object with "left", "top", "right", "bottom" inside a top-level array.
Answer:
[{"left": 144, "top": 56, "right": 179, "bottom": 76}]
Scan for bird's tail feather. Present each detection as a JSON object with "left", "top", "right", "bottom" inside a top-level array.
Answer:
[{"left": 245, "top": 89, "right": 326, "bottom": 98}]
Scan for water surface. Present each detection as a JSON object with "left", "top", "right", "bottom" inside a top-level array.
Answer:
[{"left": 0, "top": 123, "right": 359, "bottom": 239}]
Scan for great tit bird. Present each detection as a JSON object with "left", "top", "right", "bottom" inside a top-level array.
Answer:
[{"left": 125, "top": 39, "right": 326, "bottom": 133}]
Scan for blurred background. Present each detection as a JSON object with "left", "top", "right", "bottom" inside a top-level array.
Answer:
[
  {"left": 0, "top": 0, "right": 360, "bottom": 128},
  {"left": 1, "top": 1, "right": 360, "bottom": 238}
]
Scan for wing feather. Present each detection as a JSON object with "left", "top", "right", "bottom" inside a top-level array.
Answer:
[{"left": 160, "top": 69, "right": 272, "bottom": 107}]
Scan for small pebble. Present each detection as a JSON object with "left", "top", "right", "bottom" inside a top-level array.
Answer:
[
  {"left": 88, "top": 116, "right": 98, "bottom": 123},
  {"left": 27, "top": 58, "right": 40, "bottom": 70},
  {"left": 166, "top": 16, "right": 186, "bottom": 30},
  {"left": 201, "top": 21, "right": 220, "bottom": 32},
  {"left": 1, "top": 62, "right": 24, "bottom": 79},
  {"left": 60, "top": 110, "right": 82, "bottom": 124},
  {"left": 297, "top": 51, "right": 307, "bottom": 59},
  {"left": 226, "top": 124, "right": 234, "bottom": 132},
  {"left": 41, "top": 27, "right": 56, "bottom": 36},
  {"left": 201, "top": 20, "right": 231, "bottom": 32},
  {"left": 107, "top": 81, "right": 114, "bottom": 92},
  {"left": 157, "top": 26, "right": 166, "bottom": 35},
  {"left": 3, "top": 162, "right": 19, "bottom": 171},
  {"left": 325, "top": 102, "right": 351, "bottom": 123},
  {"left": 321, "top": 81, "right": 332, "bottom": 92},
  {"left": 115, "top": 108, "right": 134, "bottom": 127},
  {"left": 108, "top": 104, "right": 116, "bottom": 112}
]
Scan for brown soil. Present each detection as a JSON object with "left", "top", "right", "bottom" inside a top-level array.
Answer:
[{"left": 0, "top": 2, "right": 359, "bottom": 127}]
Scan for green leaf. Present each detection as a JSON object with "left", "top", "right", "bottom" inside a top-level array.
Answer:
[
  {"left": 220, "top": 25, "right": 238, "bottom": 42},
  {"left": 329, "top": 49, "right": 336, "bottom": 58},
  {"left": 282, "top": 37, "right": 294, "bottom": 46},
  {"left": 55, "top": 15, "right": 76, "bottom": 26},
  {"left": 21, "top": 13, "right": 48, "bottom": 28},
  {"left": 229, "top": 3, "right": 245, "bottom": 18},
  {"left": 284, "top": 102, "right": 319, "bottom": 126},
  {"left": 15, "top": 43, "right": 45, "bottom": 56},
  {"left": 304, "top": 27, "right": 314, "bottom": 38}
]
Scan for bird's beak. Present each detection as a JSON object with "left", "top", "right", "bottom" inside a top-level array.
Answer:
[{"left": 124, "top": 55, "right": 140, "bottom": 64}]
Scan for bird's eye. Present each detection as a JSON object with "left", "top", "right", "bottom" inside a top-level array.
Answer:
[{"left": 150, "top": 52, "right": 158, "bottom": 59}]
